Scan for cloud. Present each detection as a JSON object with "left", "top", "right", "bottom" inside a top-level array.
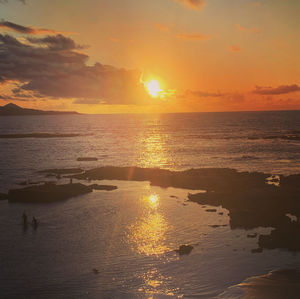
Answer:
[
  {"left": 155, "top": 24, "right": 170, "bottom": 33},
  {"left": 0, "top": 20, "right": 65, "bottom": 35},
  {"left": 253, "top": 85, "right": 300, "bottom": 95},
  {"left": 0, "top": 0, "right": 25, "bottom": 4},
  {"left": 229, "top": 45, "right": 241, "bottom": 52},
  {"left": 174, "top": 0, "right": 206, "bottom": 11},
  {"left": 184, "top": 90, "right": 225, "bottom": 97},
  {"left": 236, "top": 24, "right": 260, "bottom": 34},
  {"left": 176, "top": 33, "right": 211, "bottom": 41},
  {"left": 27, "top": 34, "right": 86, "bottom": 50},
  {"left": 0, "top": 31, "right": 148, "bottom": 105}
]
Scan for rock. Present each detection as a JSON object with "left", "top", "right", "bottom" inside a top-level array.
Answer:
[
  {"left": 247, "top": 233, "right": 257, "bottom": 238},
  {"left": 0, "top": 133, "right": 80, "bottom": 138},
  {"left": 92, "top": 268, "right": 99, "bottom": 274},
  {"left": 0, "top": 193, "right": 8, "bottom": 200},
  {"left": 218, "top": 212, "right": 224, "bottom": 215},
  {"left": 258, "top": 222, "right": 300, "bottom": 251},
  {"left": 38, "top": 168, "right": 83, "bottom": 175},
  {"left": 8, "top": 183, "right": 92, "bottom": 203},
  {"left": 251, "top": 247, "right": 263, "bottom": 253},
  {"left": 205, "top": 209, "right": 217, "bottom": 212},
  {"left": 175, "top": 244, "right": 194, "bottom": 255},
  {"left": 77, "top": 157, "right": 98, "bottom": 161},
  {"left": 88, "top": 184, "right": 117, "bottom": 191},
  {"left": 170, "top": 195, "right": 178, "bottom": 198}
]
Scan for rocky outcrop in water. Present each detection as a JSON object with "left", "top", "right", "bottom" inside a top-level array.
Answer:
[{"left": 8, "top": 183, "right": 92, "bottom": 203}]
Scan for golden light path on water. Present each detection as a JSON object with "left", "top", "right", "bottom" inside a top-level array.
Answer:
[
  {"left": 127, "top": 193, "right": 182, "bottom": 297},
  {"left": 136, "top": 118, "right": 174, "bottom": 169},
  {"left": 128, "top": 193, "right": 169, "bottom": 256}
]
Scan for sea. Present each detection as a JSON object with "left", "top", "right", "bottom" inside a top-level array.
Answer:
[{"left": 0, "top": 111, "right": 299, "bottom": 298}]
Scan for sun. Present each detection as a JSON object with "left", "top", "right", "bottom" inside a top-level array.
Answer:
[{"left": 145, "top": 79, "right": 163, "bottom": 98}]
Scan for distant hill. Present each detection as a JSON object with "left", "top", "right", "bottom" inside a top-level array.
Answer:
[{"left": 0, "top": 103, "right": 80, "bottom": 116}]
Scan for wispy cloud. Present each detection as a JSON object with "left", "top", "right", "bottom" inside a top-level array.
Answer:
[
  {"left": 176, "top": 32, "right": 211, "bottom": 41},
  {"left": 236, "top": 24, "right": 260, "bottom": 34},
  {"left": 155, "top": 23, "right": 170, "bottom": 33},
  {"left": 0, "top": 0, "right": 25, "bottom": 4},
  {"left": 184, "top": 90, "right": 225, "bottom": 97},
  {"left": 229, "top": 45, "right": 241, "bottom": 52},
  {"left": 174, "top": 0, "right": 206, "bottom": 11},
  {"left": 253, "top": 85, "right": 300, "bottom": 95},
  {"left": 0, "top": 20, "right": 64, "bottom": 35}
]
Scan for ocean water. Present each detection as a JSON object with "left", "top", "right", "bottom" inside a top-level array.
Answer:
[
  {"left": 0, "top": 111, "right": 299, "bottom": 192},
  {"left": 0, "top": 111, "right": 299, "bottom": 298}
]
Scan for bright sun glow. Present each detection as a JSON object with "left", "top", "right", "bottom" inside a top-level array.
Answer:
[{"left": 145, "top": 79, "right": 163, "bottom": 98}]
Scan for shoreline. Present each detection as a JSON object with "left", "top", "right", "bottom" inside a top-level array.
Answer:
[{"left": 2, "top": 165, "right": 299, "bottom": 253}]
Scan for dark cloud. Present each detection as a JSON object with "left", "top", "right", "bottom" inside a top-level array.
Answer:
[
  {"left": 0, "top": 32, "right": 147, "bottom": 104},
  {"left": 27, "top": 35, "right": 85, "bottom": 51},
  {"left": 253, "top": 85, "right": 300, "bottom": 95},
  {"left": 174, "top": 0, "right": 206, "bottom": 11},
  {"left": 0, "top": 20, "right": 62, "bottom": 35}
]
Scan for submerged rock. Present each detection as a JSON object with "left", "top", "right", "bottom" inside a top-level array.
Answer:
[
  {"left": 8, "top": 183, "right": 92, "bottom": 203},
  {"left": 39, "top": 168, "right": 83, "bottom": 175},
  {"left": 175, "top": 244, "right": 194, "bottom": 255},
  {"left": 0, "top": 193, "right": 8, "bottom": 200},
  {"left": 77, "top": 157, "right": 98, "bottom": 161},
  {"left": 251, "top": 247, "right": 263, "bottom": 254},
  {"left": 205, "top": 208, "right": 217, "bottom": 212},
  {"left": 88, "top": 184, "right": 117, "bottom": 191},
  {"left": 247, "top": 233, "right": 257, "bottom": 238}
]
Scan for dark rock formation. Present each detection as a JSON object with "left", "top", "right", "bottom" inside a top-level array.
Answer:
[
  {"left": 88, "top": 184, "right": 117, "bottom": 191},
  {"left": 175, "top": 245, "right": 194, "bottom": 255},
  {"left": 188, "top": 177, "right": 300, "bottom": 251},
  {"left": 251, "top": 248, "right": 263, "bottom": 253},
  {"left": 258, "top": 222, "right": 300, "bottom": 251},
  {"left": 0, "top": 133, "right": 81, "bottom": 139},
  {"left": 52, "top": 165, "right": 299, "bottom": 252},
  {"left": 39, "top": 168, "right": 83, "bottom": 175},
  {"left": 0, "top": 193, "right": 8, "bottom": 200},
  {"left": 8, "top": 183, "right": 92, "bottom": 203},
  {"left": 205, "top": 208, "right": 217, "bottom": 212},
  {"left": 77, "top": 157, "right": 98, "bottom": 161},
  {"left": 247, "top": 233, "right": 257, "bottom": 238},
  {"left": 0, "top": 103, "right": 79, "bottom": 116},
  {"left": 70, "top": 166, "right": 269, "bottom": 192}
]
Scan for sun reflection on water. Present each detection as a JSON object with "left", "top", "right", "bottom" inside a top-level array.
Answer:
[
  {"left": 127, "top": 194, "right": 170, "bottom": 256},
  {"left": 138, "top": 268, "right": 183, "bottom": 298},
  {"left": 135, "top": 118, "right": 174, "bottom": 169}
]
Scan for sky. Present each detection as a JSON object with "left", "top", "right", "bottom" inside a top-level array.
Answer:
[{"left": 0, "top": 0, "right": 299, "bottom": 113}]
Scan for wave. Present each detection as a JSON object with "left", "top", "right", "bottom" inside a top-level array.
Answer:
[{"left": 218, "top": 268, "right": 300, "bottom": 299}]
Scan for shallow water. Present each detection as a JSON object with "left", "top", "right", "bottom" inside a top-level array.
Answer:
[
  {"left": 0, "top": 111, "right": 299, "bottom": 297},
  {"left": 0, "top": 180, "right": 299, "bottom": 298}
]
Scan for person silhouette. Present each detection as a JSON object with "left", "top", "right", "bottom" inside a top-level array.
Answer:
[
  {"left": 22, "top": 212, "right": 28, "bottom": 226},
  {"left": 32, "top": 216, "right": 38, "bottom": 229}
]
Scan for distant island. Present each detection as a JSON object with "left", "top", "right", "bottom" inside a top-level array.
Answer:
[{"left": 0, "top": 103, "right": 80, "bottom": 116}]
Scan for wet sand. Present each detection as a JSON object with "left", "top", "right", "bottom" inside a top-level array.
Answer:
[{"left": 220, "top": 269, "right": 300, "bottom": 299}]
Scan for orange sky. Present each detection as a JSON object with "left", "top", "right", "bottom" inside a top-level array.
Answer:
[{"left": 0, "top": 0, "right": 299, "bottom": 113}]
